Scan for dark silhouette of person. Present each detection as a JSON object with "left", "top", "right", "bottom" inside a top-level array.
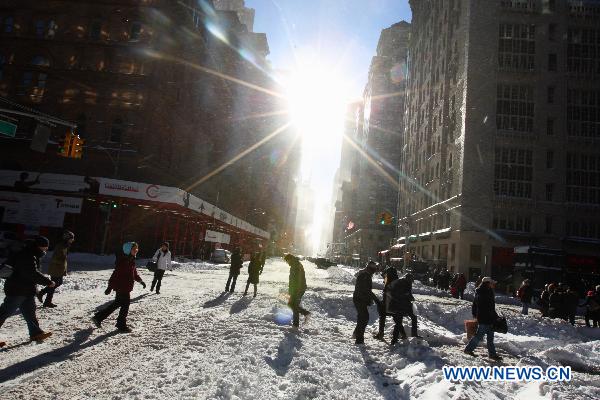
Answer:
[{"left": 14, "top": 172, "right": 40, "bottom": 192}]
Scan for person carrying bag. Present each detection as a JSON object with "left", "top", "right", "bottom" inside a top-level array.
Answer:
[{"left": 150, "top": 242, "right": 172, "bottom": 294}]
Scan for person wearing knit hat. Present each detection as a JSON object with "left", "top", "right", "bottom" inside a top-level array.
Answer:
[
  {"left": 38, "top": 231, "right": 75, "bottom": 307},
  {"left": 92, "top": 242, "right": 146, "bottom": 333},
  {"left": 0, "top": 235, "right": 55, "bottom": 345}
]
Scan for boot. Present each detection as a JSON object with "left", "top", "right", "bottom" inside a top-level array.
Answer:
[
  {"left": 43, "top": 303, "right": 57, "bottom": 308},
  {"left": 36, "top": 291, "right": 44, "bottom": 303},
  {"left": 373, "top": 332, "right": 385, "bottom": 341},
  {"left": 31, "top": 331, "right": 52, "bottom": 342},
  {"left": 117, "top": 325, "right": 133, "bottom": 333}
]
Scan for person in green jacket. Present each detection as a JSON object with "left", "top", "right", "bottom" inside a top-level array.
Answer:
[
  {"left": 284, "top": 254, "right": 311, "bottom": 328},
  {"left": 37, "top": 231, "right": 74, "bottom": 308}
]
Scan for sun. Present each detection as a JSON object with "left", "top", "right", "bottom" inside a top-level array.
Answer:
[{"left": 285, "top": 66, "right": 349, "bottom": 145}]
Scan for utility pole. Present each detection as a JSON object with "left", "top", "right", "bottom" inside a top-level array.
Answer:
[{"left": 99, "top": 142, "right": 123, "bottom": 255}]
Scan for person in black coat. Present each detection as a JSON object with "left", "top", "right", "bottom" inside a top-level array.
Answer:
[
  {"left": 564, "top": 287, "right": 580, "bottom": 326},
  {"left": 518, "top": 279, "right": 534, "bottom": 315},
  {"left": 374, "top": 265, "right": 399, "bottom": 340},
  {"left": 225, "top": 248, "right": 243, "bottom": 292},
  {"left": 352, "top": 261, "right": 380, "bottom": 344},
  {"left": 387, "top": 273, "right": 421, "bottom": 343},
  {"left": 244, "top": 253, "right": 262, "bottom": 297},
  {"left": 0, "top": 236, "right": 55, "bottom": 343},
  {"left": 464, "top": 277, "right": 502, "bottom": 360},
  {"left": 284, "top": 254, "right": 310, "bottom": 328},
  {"left": 549, "top": 285, "right": 565, "bottom": 319}
]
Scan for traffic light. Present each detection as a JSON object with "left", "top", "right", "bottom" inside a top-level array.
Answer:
[
  {"left": 70, "top": 135, "right": 84, "bottom": 159},
  {"left": 379, "top": 212, "right": 386, "bottom": 225},
  {"left": 57, "top": 131, "right": 74, "bottom": 157}
]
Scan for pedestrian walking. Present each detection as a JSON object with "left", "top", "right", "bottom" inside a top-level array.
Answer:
[
  {"left": 352, "top": 261, "right": 380, "bottom": 345},
  {"left": 549, "top": 284, "right": 565, "bottom": 319},
  {"left": 387, "top": 273, "right": 421, "bottom": 343},
  {"left": 455, "top": 273, "right": 467, "bottom": 300},
  {"left": 284, "top": 254, "right": 310, "bottom": 328},
  {"left": 243, "top": 253, "right": 263, "bottom": 297},
  {"left": 517, "top": 279, "right": 533, "bottom": 315},
  {"left": 0, "top": 236, "right": 54, "bottom": 343},
  {"left": 464, "top": 277, "right": 502, "bottom": 361},
  {"left": 583, "top": 286, "right": 600, "bottom": 328},
  {"left": 92, "top": 242, "right": 146, "bottom": 333},
  {"left": 438, "top": 268, "right": 450, "bottom": 291},
  {"left": 150, "top": 242, "right": 171, "bottom": 294},
  {"left": 539, "top": 283, "right": 553, "bottom": 317},
  {"left": 373, "top": 264, "right": 399, "bottom": 340},
  {"left": 564, "top": 287, "right": 580, "bottom": 326},
  {"left": 37, "top": 231, "right": 74, "bottom": 308},
  {"left": 225, "top": 248, "right": 243, "bottom": 292}
]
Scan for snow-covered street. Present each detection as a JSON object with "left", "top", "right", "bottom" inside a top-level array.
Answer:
[{"left": 1, "top": 257, "right": 600, "bottom": 399}]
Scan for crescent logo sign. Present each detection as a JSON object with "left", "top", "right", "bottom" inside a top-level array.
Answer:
[{"left": 146, "top": 185, "right": 160, "bottom": 198}]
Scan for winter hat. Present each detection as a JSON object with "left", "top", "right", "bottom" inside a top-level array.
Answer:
[
  {"left": 587, "top": 290, "right": 595, "bottom": 297},
  {"left": 122, "top": 241, "right": 138, "bottom": 255},
  {"left": 284, "top": 253, "right": 298, "bottom": 264},
  {"left": 161, "top": 241, "right": 170, "bottom": 249},
  {"left": 63, "top": 230, "right": 75, "bottom": 241},
  {"left": 34, "top": 235, "right": 50, "bottom": 248}
]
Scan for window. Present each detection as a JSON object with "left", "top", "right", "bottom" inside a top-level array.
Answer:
[
  {"left": 546, "top": 118, "right": 554, "bottom": 135},
  {"left": 496, "top": 84, "right": 534, "bottom": 133},
  {"left": 35, "top": 20, "right": 45, "bottom": 38},
  {"left": 498, "top": 24, "right": 535, "bottom": 71},
  {"left": 545, "top": 216, "right": 553, "bottom": 234},
  {"left": 547, "top": 86, "right": 555, "bottom": 103},
  {"left": 130, "top": 22, "right": 141, "bottom": 41},
  {"left": 501, "top": 0, "right": 536, "bottom": 11},
  {"left": 90, "top": 20, "right": 102, "bottom": 40},
  {"left": 566, "top": 152, "right": 600, "bottom": 205},
  {"left": 567, "top": 89, "right": 600, "bottom": 138},
  {"left": 493, "top": 212, "right": 532, "bottom": 232},
  {"left": 548, "top": 23, "right": 556, "bottom": 41},
  {"left": 31, "top": 55, "right": 50, "bottom": 67},
  {"left": 47, "top": 20, "right": 57, "bottom": 38},
  {"left": 470, "top": 245, "right": 482, "bottom": 262},
  {"left": 567, "top": 28, "right": 600, "bottom": 75},
  {"left": 20, "top": 71, "right": 46, "bottom": 101},
  {"left": 494, "top": 147, "right": 533, "bottom": 198},
  {"left": 22, "top": 71, "right": 33, "bottom": 88},
  {"left": 110, "top": 117, "right": 124, "bottom": 143},
  {"left": 548, "top": 53, "right": 557, "bottom": 71},
  {"left": 545, "top": 183, "right": 554, "bottom": 201},
  {"left": 3, "top": 16, "right": 14, "bottom": 33},
  {"left": 566, "top": 219, "right": 600, "bottom": 239},
  {"left": 547, "top": 150, "right": 554, "bottom": 168}
]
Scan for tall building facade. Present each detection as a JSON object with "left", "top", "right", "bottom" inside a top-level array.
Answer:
[
  {"left": 0, "top": 0, "right": 296, "bottom": 254},
  {"left": 399, "top": 0, "right": 600, "bottom": 281},
  {"left": 334, "top": 21, "right": 410, "bottom": 262}
]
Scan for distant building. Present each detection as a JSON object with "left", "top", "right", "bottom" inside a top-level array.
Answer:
[
  {"left": 399, "top": 0, "right": 600, "bottom": 283},
  {"left": 334, "top": 21, "right": 410, "bottom": 263}
]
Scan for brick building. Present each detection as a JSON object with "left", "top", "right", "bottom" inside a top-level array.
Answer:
[
  {"left": 0, "top": 0, "right": 297, "bottom": 255},
  {"left": 398, "top": 0, "right": 600, "bottom": 283}
]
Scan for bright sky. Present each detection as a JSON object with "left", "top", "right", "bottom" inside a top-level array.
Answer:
[{"left": 245, "top": 0, "right": 412, "bottom": 254}]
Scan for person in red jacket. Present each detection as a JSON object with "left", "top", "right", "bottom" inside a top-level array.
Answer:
[{"left": 92, "top": 242, "right": 146, "bottom": 333}]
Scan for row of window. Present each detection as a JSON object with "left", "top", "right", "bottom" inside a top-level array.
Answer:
[
  {"left": 493, "top": 213, "right": 532, "bottom": 232},
  {"left": 2, "top": 16, "right": 143, "bottom": 42},
  {"left": 566, "top": 220, "right": 600, "bottom": 239}
]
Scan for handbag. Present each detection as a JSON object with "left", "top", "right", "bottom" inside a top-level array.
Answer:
[
  {"left": 493, "top": 316, "right": 508, "bottom": 334},
  {"left": 146, "top": 261, "right": 158, "bottom": 272},
  {"left": 464, "top": 319, "right": 478, "bottom": 340}
]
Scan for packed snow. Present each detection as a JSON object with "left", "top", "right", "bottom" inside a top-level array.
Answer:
[{"left": 1, "top": 256, "right": 599, "bottom": 399}]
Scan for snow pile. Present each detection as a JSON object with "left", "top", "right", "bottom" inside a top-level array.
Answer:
[
  {"left": 537, "top": 342, "right": 600, "bottom": 373},
  {"left": 326, "top": 266, "right": 356, "bottom": 285}
]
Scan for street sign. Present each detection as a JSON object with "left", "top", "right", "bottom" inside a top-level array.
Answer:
[{"left": 0, "top": 120, "right": 17, "bottom": 137}]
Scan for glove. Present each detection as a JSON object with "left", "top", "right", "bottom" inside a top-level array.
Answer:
[
  {"left": 140, "top": 281, "right": 146, "bottom": 289},
  {"left": 104, "top": 287, "right": 112, "bottom": 295}
]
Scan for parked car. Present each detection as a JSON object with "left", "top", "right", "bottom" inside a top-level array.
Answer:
[
  {"left": 0, "top": 231, "right": 22, "bottom": 257},
  {"left": 314, "top": 257, "right": 336, "bottom": 269},
  {"left": 211, "top": 249, "right": 231, "bottom": 264}
]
